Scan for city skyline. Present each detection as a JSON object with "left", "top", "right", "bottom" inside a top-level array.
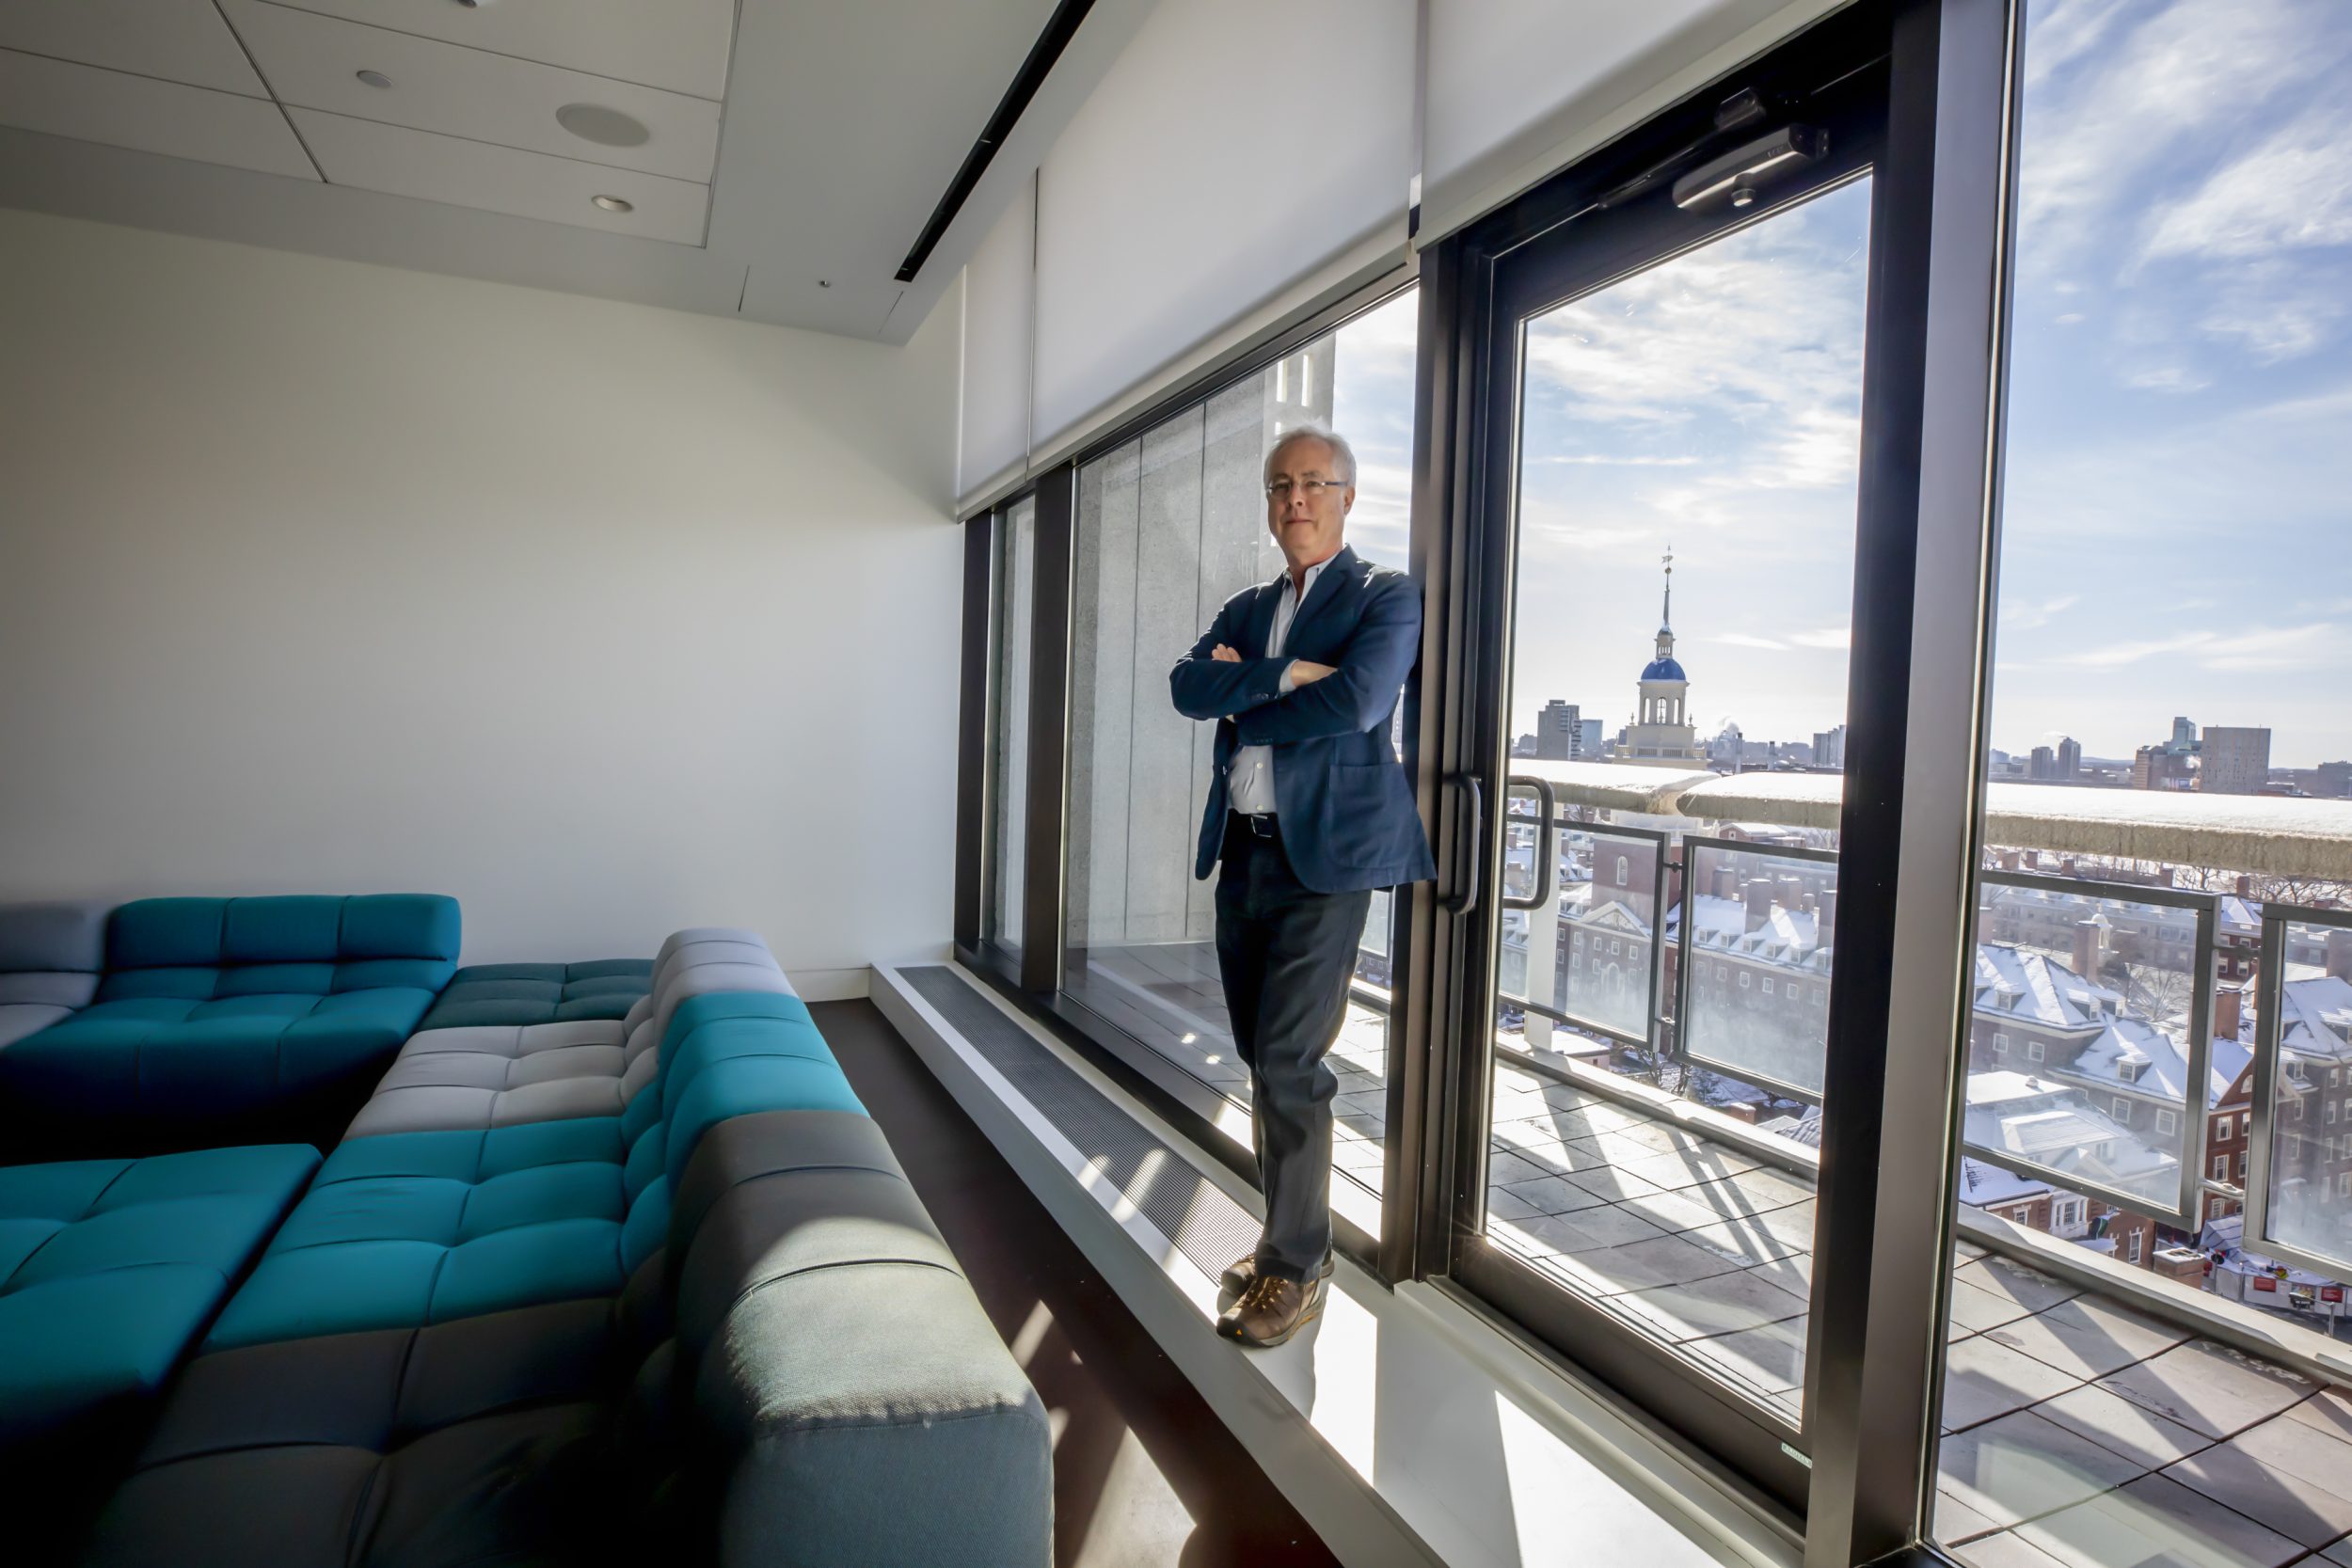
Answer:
[{"left": 1323, "top": 0, "right": 2350, "bottom": 773}]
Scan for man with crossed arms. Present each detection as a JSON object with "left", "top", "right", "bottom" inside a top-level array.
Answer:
[{"left": 1168, "top": 422, "right": 1435, "bottom": 1348}]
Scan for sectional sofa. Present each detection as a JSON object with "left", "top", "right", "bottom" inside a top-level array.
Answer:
[
  {"left": 0, "top": 895, "right": 464, "bottom": 1155},
  {"left": 0, "top": 903, "right": 1052, "bottom": 1566}
]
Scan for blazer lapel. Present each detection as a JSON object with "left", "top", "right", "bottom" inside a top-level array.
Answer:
[
  {"left": 1245, "top": 574, "right": 1281, "bottom": 657},
  {"left": 1284, "top": 545, "right": 1358, "bottom": 649}
]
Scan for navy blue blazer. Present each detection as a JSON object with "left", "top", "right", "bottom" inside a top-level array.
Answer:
[{"left": 1168, "top": 546, "right": 1438, "bottom": 894}]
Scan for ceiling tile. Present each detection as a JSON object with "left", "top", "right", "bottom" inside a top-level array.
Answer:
[
  {"left": 290, "top": 108, "right": 707, "bottom": 244},
  {"left": 0, "top": 0, "right": 267, "bottom": 98},
  {"left": 0, "top": 51, "right": 317, "bottom": 180},
  {"left": 221, "top": 1, "right": 721, "bottom": 182},
  {"left": 262, "top": 0, "right": 735, "bottom": 100}
]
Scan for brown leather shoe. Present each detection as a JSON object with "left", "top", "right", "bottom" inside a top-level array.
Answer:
[
  {"left": 1216, "top": 1273, "right": 1325, "bottom": 1348},
  {"left": 1219, "top": 1250, "right": 1335, "bottom": 1297}
]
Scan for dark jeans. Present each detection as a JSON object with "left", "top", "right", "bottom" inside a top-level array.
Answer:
[{"left": 1214, "top": 813, "right": 1373, "bottom": 1282}]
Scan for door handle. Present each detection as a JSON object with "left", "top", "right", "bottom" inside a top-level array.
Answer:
[
  {"left": 1500, "top": 774, "right": 1559, "bottom": 912},
  {"left": 1442, "top": 774, "right": 1483, "bottom": 916}
]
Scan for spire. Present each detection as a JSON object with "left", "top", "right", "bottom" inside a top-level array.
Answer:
[{"left": 1661, "top": 544, "right": 1675, "bottom": 634}]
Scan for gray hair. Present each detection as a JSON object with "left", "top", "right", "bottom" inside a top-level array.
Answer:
[{"left": 1263, "top": 421, "right": 1358, "bottom": 486}]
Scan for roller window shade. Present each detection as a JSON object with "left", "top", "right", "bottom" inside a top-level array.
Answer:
[
  {"left": 1420, "top": 0, "right": 1839, "bottom": 245},
  {"left": 1028, "top": 0, "right": 1414, "bottom": 454},
  {"left": 958, "top": 171, "right": 1038, "bottom": 508}
]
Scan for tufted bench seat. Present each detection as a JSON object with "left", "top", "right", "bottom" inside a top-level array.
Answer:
[
  {"left": 413, "top": 958, "right": 655, "bottom": 1031},
  {"left": 343, "top": 928, "right": 795, "bottom": 1140},
  {"left": 208, "top": 990, "right": 859, "bottom": 1351},
  {"left": 0, "top": 895, "right": 460, "bottom": 1157}
]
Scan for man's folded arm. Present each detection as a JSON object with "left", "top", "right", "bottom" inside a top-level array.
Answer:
[
  {"left": 1169, "top": 596, "right": 1291, "bottom": 720},
  {"left": 1232, "top": 579, "right": 1421, "bottom": 745}
]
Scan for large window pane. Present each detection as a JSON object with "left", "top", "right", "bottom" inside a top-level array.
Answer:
[
  {"left": 1483, "top": 175, "right": 1871, "bottom": 1425},
  {"left": 1060, "top": 290, "right": 1418, "bottom": 1214},
  {"left": 987, "top": 497, "right": 1037, "bottom": 952},
  {"left": 1933, "top": 4, "right": 2352, "bottom": 1562}
]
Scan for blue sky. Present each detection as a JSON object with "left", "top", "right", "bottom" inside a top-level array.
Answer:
[{"left": 1331, "top": 0, "right": 2352, "bottom": 771}]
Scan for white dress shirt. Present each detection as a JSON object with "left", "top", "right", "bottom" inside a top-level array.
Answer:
[{"left": 1227, "top": 554, "right": 1333, "bottom": 816}]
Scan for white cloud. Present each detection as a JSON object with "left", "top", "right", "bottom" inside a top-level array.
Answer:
[
  {"left": 2018, "top": 0, "right": 2328, "bottom": 260},
  {"left": 1528, "top": 453, "right": 1699, "bottom": 467},
  {"left": 1788, "top": 626, "right": 1851, "bottom": 651},
  {"left": 2053, "top": 623, "right": 2338, "bottom": 673},
  {"left": 2122, "top": 365, "right": 2209, "bottom": 393},
  {"left": 2002, "top": 594, "right": 2081, "bottom": 631},
  {"left": 1714, "top": 633, "right": 1789, "bottom": 651},
  {"left": 1519, "top": 183, "right": 1867, "bottom": 494},
  {"left": 2145, "top": 110, "right": 2352, "bottom": 264}
]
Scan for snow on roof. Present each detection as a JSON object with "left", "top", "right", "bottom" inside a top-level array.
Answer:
[
  {"left": 1973, "top": 944, "right": 2119, "bottom": 1031},
  {"left": 2280, "top": 974, "right": 2352, "bottom": 1062},
  {"left": 1957, "top": 1157, "right": 2052, "bottom": 1207},
  {"left": 1679, "top": 895, "right": 1826, "bottom": 969},
  {"left": 1962, "top": 1071, "right": 2176, "bottom": 1189}
]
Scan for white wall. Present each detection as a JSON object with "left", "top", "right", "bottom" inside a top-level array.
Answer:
[{"left": 0, "top": 210, "right": 962, "bottom": 994}]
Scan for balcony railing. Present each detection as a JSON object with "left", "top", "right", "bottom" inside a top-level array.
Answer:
[{"left": 1491, "top": 758, "right": 2352, "bottom": 1386}]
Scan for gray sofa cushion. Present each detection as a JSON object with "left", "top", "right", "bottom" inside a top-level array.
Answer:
[
  {"left": 661, "top": 1111, "right": 1053, "bottom": 1568},
  {"left": 342, "top": 930, "right": 797, "bottom": 1140},
  {"left": 0, "top": 901, "right": 107, "bottom": 1051}
]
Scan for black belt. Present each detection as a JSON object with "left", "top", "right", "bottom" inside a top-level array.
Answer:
[{"left": 1230, "top": 810, "right": 1279, "bottom": 838}]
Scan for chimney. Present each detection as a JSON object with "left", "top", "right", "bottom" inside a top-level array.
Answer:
[
  {"left": 1745, "top": 879, "right": 1774, "bottom": 934},
  {"left": 2152, "top": 1246, "right": 2209, "bottom": 1286},
  {"left": 2072, "top": 917, "right": 2103, "bottom": 980},
  {"left": 1999, "top": 848, "right": 2023, "bottom": 872},
  {"left": 2236, "top": 874, "right": 2253, "bottom": 897},
  {"left": 2061, "top": 856, "right": 2079, "bottom": 879},
  {"left": 2328, "top": 930, "right": 2352, "bottom": 983},
  {"left": 1819, "top": 888, "right": 1837, "bottom": 946},
  {"left": 2214, "top": 986, "right": 2244, "bottom": 1043},
  {"left": 1777, "top": 875, "right": 1805, "bottom": 913},
  {"left": 1712, "top": 863, "right": 1738, "bottom": 902}
]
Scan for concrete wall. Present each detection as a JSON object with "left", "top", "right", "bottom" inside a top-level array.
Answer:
[{"left": 0, "top": 210, "right": 961, "bottom": 994}]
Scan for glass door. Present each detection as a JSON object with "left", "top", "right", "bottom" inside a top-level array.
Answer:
[{"left": 1441, "top": 57, "right": 1885, "bottom": 1509}]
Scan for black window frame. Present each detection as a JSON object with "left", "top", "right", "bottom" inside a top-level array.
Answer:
[{"left": 951, "top": 0, "right": 2026, "bottom": 1558}]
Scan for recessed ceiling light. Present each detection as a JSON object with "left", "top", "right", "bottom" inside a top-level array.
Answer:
[
  {"left": 556, "top": 103, "right": 650, "bottom": 149},
  {"left": 356, "top": 70, "right": 391, "bottom": 89},
  {"left": 592, "top": 195, "right": 634, "bottom": 214}
]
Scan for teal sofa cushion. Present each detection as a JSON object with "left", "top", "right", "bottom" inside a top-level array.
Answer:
[
  {"left": 0, "top": 1145, "right": 319, "bottom": 1449},
  {"left": 0, "top": 895, "right": 460, "bottom": 1150},
  {"left": 205, "top": 1001, "right": 867, "bottom": 1352}
]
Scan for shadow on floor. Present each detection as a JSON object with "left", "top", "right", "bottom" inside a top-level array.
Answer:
[{"left": 813, "top": 998, "right": 1340, "bottom": 1568}]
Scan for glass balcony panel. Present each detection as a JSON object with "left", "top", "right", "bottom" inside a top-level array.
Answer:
[
  {"left": 1963, "top": 879, "right": 2210, "bottom": 1221},
  {"left": 1677, "top": 840, "right": 1837, "bottom": 1101},
  {"left": 2262, "top": 917, "right": 2352, "bottom": 1273}
]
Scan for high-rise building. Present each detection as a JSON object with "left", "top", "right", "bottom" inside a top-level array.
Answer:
[
  {"left": 2133, "top": 746, "right": 2195, "bottom": 790},
  {"left": 1535, "top": 701, "right": 1590, "bottom": 761},
  {"left": 2028, "top": 746, "right": 2058, "bottom": 780},
  {"left": 1812, "top": 725, "right": 1847, "bottom": 769},
  {"left": 2201, "top": 726, "right": 2272, "bottom": 795},
  {"left": 2057, "top": 736, "right": 2082, "bottom": 780}
]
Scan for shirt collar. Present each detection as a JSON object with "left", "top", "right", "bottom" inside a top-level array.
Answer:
[{"left": 1278, "top": 545, "right": 1346, "bottom": 597}]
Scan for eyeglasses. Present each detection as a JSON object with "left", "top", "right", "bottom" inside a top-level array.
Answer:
[{"left": 1264, "top": 478, "right": 1349, "bottom": 501}]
